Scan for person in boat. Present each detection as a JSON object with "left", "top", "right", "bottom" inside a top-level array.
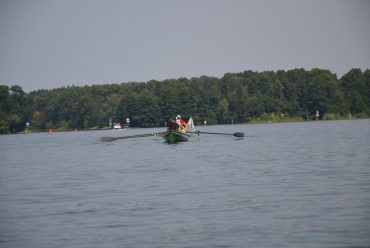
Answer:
[
  {"left": 168, "top": 117, "right": 179, "bottom": 131},
  {"left": 168, "top": 115, "right": 187, "bottom": 133},
  {"left": 175, "top": 114, "right": 187, "bottom": 133}
]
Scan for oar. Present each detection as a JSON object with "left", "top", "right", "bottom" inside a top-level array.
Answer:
[
  {"left": 195, "top": 131, "right": 244, "bottom": 137},
  {"left": 100, "top": 132, "right": 163, "bottom": 142}
]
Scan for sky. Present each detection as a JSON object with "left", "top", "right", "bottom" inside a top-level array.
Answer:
[{"left": 0, "top": 0, "right": 369, "bottom": 92}]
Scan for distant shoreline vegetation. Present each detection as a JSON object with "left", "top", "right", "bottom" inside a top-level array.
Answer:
[{"left": 1, "top": 68, "right": 369, "bottom": 134}]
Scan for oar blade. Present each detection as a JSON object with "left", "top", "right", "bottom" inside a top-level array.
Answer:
[
  {"left": 100, "top": 136, "right": 116, "bottom": 142},
  {"left": 233, "top": 132, "right": 244, "bottom": 137}
]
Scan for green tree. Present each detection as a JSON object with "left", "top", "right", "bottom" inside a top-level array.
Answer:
[
  {"left": 306, "top": 69, "right": 345, "bottom": 118},
  {"left": 31, "top": 111, "right": 42, "bottom": 130},
  {"left": 340, "top": 69, "right": 368, "bottom": 115},
  {"left": 0, "top": 86, "right": 11, "bottom": 119},
  {"left": 8, "top": 114, "right": 22, "bottom": 133}
]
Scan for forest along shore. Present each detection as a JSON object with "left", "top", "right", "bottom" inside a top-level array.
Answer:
[{"left": 1, "top": 68, "right": 369, "bottom": 134}]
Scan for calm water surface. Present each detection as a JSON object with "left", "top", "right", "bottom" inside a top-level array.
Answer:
[{"left": 1, "top": 120, "right": 370, "bottom": 247}]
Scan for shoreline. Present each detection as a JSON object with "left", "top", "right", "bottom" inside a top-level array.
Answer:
[{"left": 8, "top": 117, "right": 368, "bottom": 135}]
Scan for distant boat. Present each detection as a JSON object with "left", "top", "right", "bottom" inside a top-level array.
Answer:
[{"left": 113, "top": 123, "right": 122, "bottom": 129}]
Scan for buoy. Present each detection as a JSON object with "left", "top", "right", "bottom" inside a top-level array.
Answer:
[{"left": 49, "top": 128, "right": 53, "bottom": 135}]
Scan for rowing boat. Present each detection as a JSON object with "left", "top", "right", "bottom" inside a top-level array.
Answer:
[
  {"left": 161, "top": 130, "right": 190, "bottom": 143},
  {"left": 161, "top": 116, "right": 197, "bottom": 143},
  {"left": 100, "top": 114, "right": 244, "bottom": 143}
]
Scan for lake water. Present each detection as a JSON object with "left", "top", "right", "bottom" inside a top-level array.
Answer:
[{"left": 1, "top": 119, "right": 370, "bottom": 248}]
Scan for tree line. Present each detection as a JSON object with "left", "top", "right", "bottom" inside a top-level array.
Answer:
[{"left": 1, "top": 68, "right": 369, "bottom": 133}]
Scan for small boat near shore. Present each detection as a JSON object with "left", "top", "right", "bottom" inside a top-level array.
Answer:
[{"left": 113, "top": 123, "right": 122, "bottom": 130}]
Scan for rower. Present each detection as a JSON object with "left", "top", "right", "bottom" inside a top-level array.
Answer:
[{"left": 176, "top": 115, "right": 187, "bottom": 133}]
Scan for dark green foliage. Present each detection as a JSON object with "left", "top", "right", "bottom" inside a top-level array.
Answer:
[
  {"left": 340, "top": 69, "right": 369, "bottom": 115},
  {"left": 0, "top": 85, "right": 31, "bottom": 133},
  {"left": 1, "top": 68, "right": 369, "bottom": 133}
]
